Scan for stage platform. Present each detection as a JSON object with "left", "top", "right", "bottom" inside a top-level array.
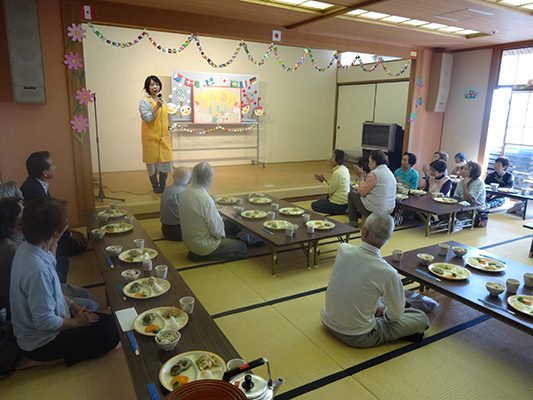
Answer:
[{"left": 93, "top": 160, "right": 330, "bottom": 215}]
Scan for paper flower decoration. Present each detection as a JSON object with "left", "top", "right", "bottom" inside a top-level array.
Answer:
[
  {"left": 416, "top": 77, "right": 423, "bottom": 87},
  {"left": 67, "top": 23, "right": 86, "bottom": 42},
  {"left": 75, "top": 88, "right": 94, "bottom": 106},
  {"left": 409, "top": 112, "right": 416, "bottom": 123},
  {"left": 64, "top": 52, "right": 83, "bottom": 70},
  {"left": 464, "top": 87, "right": 479, "bottom": 100},
  {"left": 70, "top": 115, "right": 89, "bottom": 133}
]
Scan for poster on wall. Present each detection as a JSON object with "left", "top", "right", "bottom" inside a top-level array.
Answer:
[
  {"left": 193, "top": 86, "right": 241, "bottom": 124},
  {"left": 171, "top": 71, "right": 260, "bottom": 123}
]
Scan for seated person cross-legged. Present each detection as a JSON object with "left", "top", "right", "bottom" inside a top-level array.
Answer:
[
  {"left": 160, "top": 166, "right": 191, "bottom": 241},
  {"left": 348, "top": 150, "right": 396, "bottom": 225},
  {"left": 10, "top": 198, "right": 119, "bottom": 366},
  {"left": 451, "top": 152, "right": 468, "bottom": 177},
  {"left": 423, "top": 159, "right": 452, "bottom": 196},
  {"left": 311, "top": 150, "right": 350, "bottom": 215},
  {"left": 179, "top": 162, "right": 247, "bottom": 261},
  {"left": 394, "top": 152, "right": 419, "bottom": 190},
  {"left": 453, "top": 161, "right": 486, "bottom": 226},
  {"left": 485, "top": 157, "right": 513, "bottom": 209},
  {"left": 321, "top": 212, "right": 429, "bottom": 348}
]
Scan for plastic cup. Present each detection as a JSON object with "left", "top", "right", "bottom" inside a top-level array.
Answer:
[
  {"left": 124, "top": 215, "right": 134, "bottom": 224},
  {"left": 307, "top": 224, "right": 315, "bottom": 234},
  {"left": 134, "top": 239, "right": 145, "bottom": 249},
  {"left": 285, "top": 226, "right": 295, "bottom": 237},
  {"left": 524, "top": 273, "right": 533, "bottom": 288},
  {"left": 97, "top": 214, "right": 109, "bottom": 224},
  {"left": 392, "top": 250, "right": 403, "bottom": 262},
  {"left": 302, "top": 214, "right": 310, "bottom": 223},
  {"left": 180, "top": 296, "right": 195, "bottom": 314},
  {"left": 110, "top": 203, "right": 117, "bottom": 209},
  {"left": 155, "top": 264, "right": 168, "bottom": 279},
  {"left": 236, "top": 198, "right": 243, "bottom": 206},
  {"left": 521, "top": 188, "right": 528, "bottom": 195},
  {"left": 438, "top": 243, "right": 449, "bottom": 256},
  {"left": 267, "top": 211, "right": 276, "bottom": 220},
  {"left": 271, "top": 203, "right": 279, "bottom": 212}
]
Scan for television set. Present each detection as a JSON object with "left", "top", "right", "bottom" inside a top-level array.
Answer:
[{"left": 361, "top": 122, "right": 398, "bottom": 152}]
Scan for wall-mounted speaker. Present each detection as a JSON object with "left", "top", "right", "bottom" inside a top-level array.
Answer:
[
  {"left": 427, "top": 52, "right": 453, "bottom": 113},
  {"left": 3, "top": 0, "right": 46, "bottom": 103}
]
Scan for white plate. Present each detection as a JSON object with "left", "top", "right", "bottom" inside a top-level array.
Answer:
[
  {"left": 497, "top": 187, "right": 517, "bottom": 193},
  {"left": 97, "top": 208, "right": 128, "bottom": 218},
  {"left": 396, "top": 194, "right": 409, "bottom": 200},
  {"left": 133, "top": 307, "right": 188, "bottom": 336},
  {"left": 118, "top": 248, "right": 158, "bottom": 263},
  {"left": 306, "top": 220, "right": 335, "bottom": 230},
  {"left": 507, "top": 295, "right": 533, "bottom": 317},
  {"left": 410, "top": 189, "right": 426, "bottom": 196},
  {"left": 278, "top": 207, "right": 305, "bottom": 216},
  {"left": 466, "top": 256, "right": 506, "bottom": 273},
  {"left": 241, "top": 210, "right": 268, "bottom": 219},
  {"left": 102, "top": 222, "right": 134, "bottom": 234},
  {"left": 248, "top": 197, "right": 272, "bottom": 204},
  {"left": 123, "top": 277, "right": 170, "bottom": 299},
  {"left": 428, "top": 262, "right": 471, "bottom": 280},
  {"left": 159, "top": 351, "right": 226, "bottom": 391},
  {"left": 216, "top": 197, "right": 239, "bottom": 205},
  {"left": 433, "top": 197, "right": 458, "bottom": 204},
  {"left": 263, "top": 220, "right": 293, "bottom": 230}
]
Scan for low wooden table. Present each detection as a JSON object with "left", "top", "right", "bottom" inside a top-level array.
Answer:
[
  {"left": 217, "top": 195, "right": 358, "bottom": 275},
  {"left": 385, "top": 241, "right": 533, "bottom": 335},
  {"left": 396, "top": 195, "right": 482, "bottom": 236},
  {"left": 524, "top": 221, "right": 533, "bottom": 258},
  {"left": 486, "top": 187, "right": 533, "bottom": 220},
  {"left": 89, "top": 213, "right": 239, "bottom": 399}
]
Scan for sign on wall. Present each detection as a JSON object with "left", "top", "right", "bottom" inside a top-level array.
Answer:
[{"left": 193, "top": 86, "right": 242, "bottom": 124}]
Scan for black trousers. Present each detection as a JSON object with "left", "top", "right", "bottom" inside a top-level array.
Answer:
[
  {"left": 25, "top": 313, "right": 120, "bottom": 367},
  {"left": 161, "top": 224, "right": 182, "bottom": 241},
  {"left": 56, "top": 234, "right": 87, "bottom": 258}
]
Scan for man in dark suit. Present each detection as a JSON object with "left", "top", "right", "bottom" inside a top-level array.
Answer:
[{"left": 20, "top": 151, "right": 87, "bottom": 257}]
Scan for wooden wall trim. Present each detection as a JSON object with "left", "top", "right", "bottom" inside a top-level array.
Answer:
[
  {"left": 451, "top": 39, "right": 533, "bottom": 54},
  {"left": 332, "top": 66, "right": 339, "bottom": 151},
  {"left": 402, "top": 55, "right": 417, "bottom": 152},
  {"left": 337, "top": 78, "right": 409, "bottom": 86}
]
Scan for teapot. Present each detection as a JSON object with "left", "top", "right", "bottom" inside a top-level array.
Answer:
[{"left": 223, "top": 358, "right": 284, "bottom": 400}]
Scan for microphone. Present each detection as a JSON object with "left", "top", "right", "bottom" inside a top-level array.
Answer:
[{"left": 157, "top": 93, "right": 162, "bottom": 99}]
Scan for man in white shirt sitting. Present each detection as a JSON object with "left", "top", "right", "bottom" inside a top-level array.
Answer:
[
  {"left": 321, "top": 212, "right": 429, "bottom": 347},
  {"left": 160, "top": 166, "right": 191, "bottom": 241},
  {"left": 179, "top": 162, "right": 247, "bottom": 261}
]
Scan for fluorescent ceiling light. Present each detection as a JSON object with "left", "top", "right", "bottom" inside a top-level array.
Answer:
[
  {"left": 300, "top": 1, "right": 333, "bottom": 9},
  {"left": 520, "top": 3, "right": 533, "bottom": 9},
  {"left": 456, "top": 29, "right": 480, "bottom": 35},
  {"left": 359, "top": 11, "right": 389, "bottom": 19},
  {"left": 421, "top": 23, "right": 447, "bottom": 30},
  {"left": 346, "top": 9, "right": 367, "bottom": 15},
  {"left": 382, "top": 15, "right": 410, "bottom": 23},
  {"left": 274, "top": 0, "right": 305, "bottom": 5},
  {"left": 499, "top": 0, "right": 530, "bottom": 5},
  {"left": 402, "top": 19, "right": 429, "bottom": 26},
  {"left": 438, "top": 26, "right": 464, "bottom": 33}
]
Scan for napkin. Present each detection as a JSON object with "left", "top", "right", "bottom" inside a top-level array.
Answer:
[{"left": 115, "top": 307, "right": 139, "bottom": 332}]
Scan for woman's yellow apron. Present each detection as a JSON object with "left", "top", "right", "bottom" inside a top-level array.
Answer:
[{"left": 141, "top": 97, "right": 172, "bottom": 164}]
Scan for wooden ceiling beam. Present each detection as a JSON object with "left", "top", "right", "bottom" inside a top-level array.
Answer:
[{"left": 285, "top": 0, "right": 388, "bottom": 30}]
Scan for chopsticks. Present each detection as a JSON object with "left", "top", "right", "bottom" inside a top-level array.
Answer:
[
  {"left": 126, "top": 331, "right": 140, "bottom": 356},
  {"left": 477, "top": 298, "right": 515, "bottom": 315},
  {"left": 262, "top": 227, "right": 275, "bottom": 236},
  {"left": 147, "top": 383, "right": 160, "bottom": 400},
  {"left": 115, "top": 284, "right": 127, "bottom": 301},
  {"left": 415, "top": 269, "right": 442, "bottom": 282}
]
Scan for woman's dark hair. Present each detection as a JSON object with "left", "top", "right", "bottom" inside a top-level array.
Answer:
[
  {"left": 333, "top": 149, "right": 346, "bottom": 165},
  {"left": 144, "top": 75, "right": 162, "bottom": 94},
  {"left": 22, "top": 198, "right": 67, "bottom": 245},
  {"left": 495, "top": 157, "right": 509, "bottom": 169},
  {"left": 430, "top": 159, "right": 447, "bottom": 174},
  {"left": 0, "top": 198, "right": 22, "bottom": 240},
  {"left": 369, "top": 150, "right": 388, "bottom": 166},
  {"left": 454, "top": 152, "right": 467, "bottom": 162},
  {"left": 26, "top": 151, "right": 51, "bottom": 179},
  {"left": 434, "top": 151, "right": 449, "bottom": 162},
  {"left": 466, "top": 161, "right": 482, "bottom": 181},
  {"left": 403, "top": 152, "right": 417, "bottom": 167}
]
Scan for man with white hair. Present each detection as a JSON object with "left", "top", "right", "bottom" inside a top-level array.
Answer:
[
  {"left": 160, "top": 166, "right": 191, "bottom": 241},
  {"left": 179, "top": 162, "right": 247, "bottom": 261},
  {"left": 321, "top": 212, "right": 429, "bottom": 347}
]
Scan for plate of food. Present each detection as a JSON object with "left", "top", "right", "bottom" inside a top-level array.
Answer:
[
  {"left": 119, "top": 248, "right": 158, "bottom": 263},
  {"left": 433, "top": 197, "right": 458, "bottom": 204},
  {"left": 102, "top": 222, "right": 134, "bottom": 234},
  {"left": 159, "top": 351, "right": 226, "bottom": 391},
  {"left": 396, "top": 194, "right": 409, "bottom": 201},
  {"left": 123, "top": 277, "right": 170, "bottom": 299},
  {"left": 466, "top": 256, "right": 506, "bottom": 273},
  {"left": 410, "top": 189, "right": 427, "bottom": 196},
  {"left": 497, "top": 187, "right": 517, "bottom": 193},
  {"left": 133, "top": 307, "right": 189, "bottom": 336},
  {"left": 428, "top": 263, "right": 471, "bottom": 280},
  {"left": 263, "top": 220, "right": 293, "bottom": 230},
  {"left": 248, "top": 196, "right": 272, "bottom": 204},
  {"left": 306, "top": 220, "right": 335, "bottom": 230},
  {"left": 97, "top": 208, "right": 128, "bottom": 218},
  {"left": 507, "top": 295, "right": 533, "bottom": 317},
  {"left": 216, "top": 196, "right": 239, "bottom": 205},
  {"left": 279, "top": 207, "right": 305, "bottom": 216},
  {"left": 240, "top": 210, "right": 268, "bottom": 219}
]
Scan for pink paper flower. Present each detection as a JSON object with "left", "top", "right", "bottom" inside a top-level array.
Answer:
[
  {"left": 75, "top": 88, "right": 94, "bottom": 106},
  {"left": 67, "top": 23, "right": 86, "bottom": 42},
  {"left": 70, "top": 114, "right": 89, "bottom": 133},
  {"left": 64, "top": 52, "right": 83, "bottom": 70}
]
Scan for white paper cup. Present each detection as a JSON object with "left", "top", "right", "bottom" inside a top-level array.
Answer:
[
  {"left": 134, "top": 239, "right": 145, "bottom": 249},
  {"left": 506, "top": 278, "right": 520, "bottom": 294},
  {"left": 392, "top": 250, "right": 403, "bottom": 262},
  {"left": 180, "top": 296, "right": 195, "bottom": 314},
  {"left": 438, "top": 243, "right": 449, "bottom": 256},
  {"left": 155, "top": 264, "right": 168, "bottom": 279},
  {"left": 226, "top": 358, "right": 246, "bottom": 371}
]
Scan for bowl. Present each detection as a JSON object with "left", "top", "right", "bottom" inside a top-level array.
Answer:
[
  {"left": 106, "top": 244, "right": 123, "bottom": 257},
  {"left": 486, "top": 281, "right": 505, "bottom": 297},
  {"left": 90, "top": 228, "right": 106, "bottom": 239},
  {"left": 452, "top": 246, "right": 467, "bottom": 257},
  {"left": 121, "top": 269, "right": 141, "bottom": 281},
  {"left": 155, "top": 329, "right": 181, "bottom": 351},
  {"left": 417, "top": 253, "right": 434, "bottom": 266}
]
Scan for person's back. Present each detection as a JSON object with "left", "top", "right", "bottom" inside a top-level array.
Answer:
[
  {"left": 362, "top": 164, "right": 397, "bottom": 214},
  {"left": 160, "top": 167, "right": 190, "bottom": 241}
]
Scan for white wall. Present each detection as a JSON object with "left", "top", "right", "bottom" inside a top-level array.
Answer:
[
  {"left": 83, "top": 25, "right": 336, "bottom": 172},
  {"left": 441, "top": 49, "right": 493, "bottom": 162}
]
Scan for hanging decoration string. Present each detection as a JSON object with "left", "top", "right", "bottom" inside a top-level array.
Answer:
[
  {"left": 170, "top": 123, "right": 258, "bottom": 135},
  {"left": 87, "top": 23, "right": 410, "bottom": 76}
]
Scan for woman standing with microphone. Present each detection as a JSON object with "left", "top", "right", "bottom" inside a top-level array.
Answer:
[{"left": 139, "top": 75, "right": 173, "bottom": 193}]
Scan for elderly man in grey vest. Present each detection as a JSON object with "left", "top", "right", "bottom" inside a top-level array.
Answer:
[
  {"left": 321, "top": 212, "right": 429, "bottom": 347},
  {"left": 179, "top": 162, "right": 247, "bottom": 261}
]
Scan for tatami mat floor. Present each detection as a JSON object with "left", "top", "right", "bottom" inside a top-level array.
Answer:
[{"left": 1, "top": 201, "right": 532, "bottom": 400}]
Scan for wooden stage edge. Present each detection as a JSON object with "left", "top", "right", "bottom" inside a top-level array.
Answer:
[{"left": 94, "top": 160, "right": 331, "bottom": 214}]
